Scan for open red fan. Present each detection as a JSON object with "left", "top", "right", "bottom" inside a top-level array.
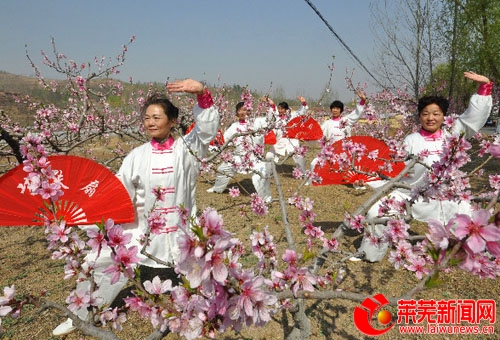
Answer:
[
  {"left": 313, "top": 136, "right": 405, "bottom": 186},
  {"left": 185, "top": 122, "right": 225, "bottom": 146},
  {"left": 0, "top": 155, "right": 135, "bottom": 226},
  {"left": 264, "top": 130, "right": 277, "bottom": 145},
  {"left": 284, "top": 116, "right": 323, "bottom": 140}
]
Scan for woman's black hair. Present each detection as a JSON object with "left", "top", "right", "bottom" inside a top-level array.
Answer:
[
  {"left": 236, "top": 101, "right": 245, "bottom": 114},
  {"left": 330, "top": 100, "right": 344, "bottom": 113},
  {"left": 278, "top": 102, "right": 290, "bottom": 111},
  {"left": 417, "top": 96, "right": 450, "bottom": 116},
  {"left": 142, "top": 93, "right": 179, "bottom": 121}
]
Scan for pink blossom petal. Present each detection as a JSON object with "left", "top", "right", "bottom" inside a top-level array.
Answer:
[
  {"left": 0, "top": 305, "right": 13, "bottom": 317},
  {"left": 212, "top": 263, "right": 228, "bottom": 283},
  {"left": 467, "top": 234, "right": 486, "bottom": 253},
  {"left": 486, "top": 242, "right": 500, "bottom": 256},
  {"left": 480, "top": 225, "right": 500, "bottom": 242},
  {"left": 489, "top": 144, "right": 500, "bottom": 157},
  {"left": 472, "top": 209, "right": 490, "bottom": 225}
]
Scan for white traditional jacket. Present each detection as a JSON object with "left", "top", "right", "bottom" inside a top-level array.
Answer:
[
  {"left": 269, "top": 103, "right": 308, "bottom": 156},
  {"left": 320, "top": 101, "right": 365, "bottom": 143},
  {"left": 403, "top": 92, "right": 492, "bottom": 188},
  {"left": 360, "top": 89, "right": 492, "bottom": 262},
  {"left": 117, "top": 97, "right": 219, "bottom": 267}
]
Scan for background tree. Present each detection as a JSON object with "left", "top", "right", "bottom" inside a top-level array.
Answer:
[
  {"left": 440, "top": 0, "right": 500, "bottom": 113},
  {"left": 369, "top": 0, "right": 446, "bottom": 100}
]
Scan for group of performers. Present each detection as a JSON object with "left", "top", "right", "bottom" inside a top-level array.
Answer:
[
  {"left": 205, "top": 90, "right": 368, "bottom": 201},
  {"left": 204, "top": 72, "right": 494, "bottom": 265},
  {"left": 50, "top": 72, "right": 494, "bottom": 335}
]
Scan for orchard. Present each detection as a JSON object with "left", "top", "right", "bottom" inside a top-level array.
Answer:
[{"left": 0, "top": 36, "right": 499, "bottom": 340}]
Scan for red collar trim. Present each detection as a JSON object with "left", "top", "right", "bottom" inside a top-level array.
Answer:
[
  {"left": 419, "top": 128, "right": 442, "bottom": 140},
  {"left": 151, "top": 136, "right": 174, "bottom": 150}
]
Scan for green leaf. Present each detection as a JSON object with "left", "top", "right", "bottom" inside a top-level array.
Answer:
[
  {"left": 425, "top": 272, "right": 444, "bottom": 288},
  {"left": 427, "top": 247, "right": 440, "bottom": 261},
  {"left": 191, "top": 225, "right": 204, "bottom": 240},
  {"left": 302, "top": 248, "right": 316, "bottom": 262}
]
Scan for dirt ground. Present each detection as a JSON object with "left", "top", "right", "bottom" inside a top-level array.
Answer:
[{"left": 0, "top": 140, "right": 499, "bottom": 340}]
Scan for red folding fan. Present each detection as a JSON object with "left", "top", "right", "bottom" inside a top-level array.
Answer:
[
  {"left": 0, "top": 155, "right": 135, "bottom": 226},
  {"left": 264, "top": 130, "right": 277, "bottom": 145},
  {"left": 185, "top": 122, "right": 225, "bottom": 146},
  {"left": 313, "top": 136, "right": 405, "bottom": 186},
  {"left": 284, "top": 116, "right": 323, "bottom": 141}
]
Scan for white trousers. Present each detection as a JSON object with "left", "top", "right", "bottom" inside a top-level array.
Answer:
[
  {"left": 211, "top": 160, "right": 272, "bottom": 202},
  {"left": 358, "top": 189, "right": 472, "bottom": 262},
  {"left": 73, "top": 247, "right": 133, "bottom": 321}
]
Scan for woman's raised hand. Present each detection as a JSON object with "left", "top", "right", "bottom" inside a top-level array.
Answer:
[
  {"left": 166, "top": 79, "right": 205, "bottom": 95},
  {"left": 356, "top": 89, "right": 367, "bottom": 102},
  {"left": 464, "top": 71, "right": 490, "bottom": 84}
]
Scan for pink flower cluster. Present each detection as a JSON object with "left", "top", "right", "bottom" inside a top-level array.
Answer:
[
  {"left": 20, "top": 133, "right": 64, "bottom": 202},
  {"left": 251, "top": 226, "right": 278, "bottom": 274},
  {"left": 0, "top": 285, "right": 17, "bottom": 332},
  {"left": 289, "top": 193, "right": 338, "bottom": 251},
  {"left": 418, "top": 134, "right": 473, "bottom": 202},
  {"left": 387, "top": 209, "right": 500, "bottom": 280},
  {"left": 250, "top": 193, "right": 268, "bottom": 216},
  {"left": 154, "top": 208, "right": 280, "bottom": 338}
]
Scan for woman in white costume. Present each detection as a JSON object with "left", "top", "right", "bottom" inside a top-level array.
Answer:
[
  {"left": 357, "top": 72, "right": 493, "bottom": 262},
  {"left": 265, "top": 96, "right": 309, "bottom": 172},
  {"left": 53, "top": 79, "right": 220, "bottom": 335},
  {"left": 206, "top": 102, "right": 272, "bottom": 203},
  {"left": 308, "top": 90, "right": 367, "bottom": 184}
]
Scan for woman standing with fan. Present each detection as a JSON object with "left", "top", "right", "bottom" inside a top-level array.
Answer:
[
  {"left": 53, "top": 78, "right": 220, "bottom": 336},
  {"left": 307, "top": 89, "right": 367, "bottom": 185}
]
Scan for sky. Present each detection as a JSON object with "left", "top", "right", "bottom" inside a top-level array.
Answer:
[{"left": 0, "top": 0, "right": 379, "bottom": 102}]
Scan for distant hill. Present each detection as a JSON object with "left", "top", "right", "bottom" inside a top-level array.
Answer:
[
  {"left": 0, "top": 70, "right": 302, "bottom": 121},
  {"left": 0, "top": 71, "right": 42, "bottom": 94},
  {"left": 0, "top": 70, "right": 70, "bottom": 108}
]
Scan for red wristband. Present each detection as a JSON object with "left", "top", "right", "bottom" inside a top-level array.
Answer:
[
  {"left": 302, "top": 101, "right": 307, "bottom": 106},
  {"left": 197, "top": 89, "right": 214, "bottom": 109},
  {"left": 360, "top": 99, "right": 366, "bottom": 106},
  {"left": 477, "top": 82, "right": 493, "bottom": 96}
]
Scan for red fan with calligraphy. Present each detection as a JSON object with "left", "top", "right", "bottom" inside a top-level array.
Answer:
[
  {"left": 312, "top": 136, "right": 405, "bottom": 186},
  {"left": 0, "top": 155, "right": 134, "bottom": 226},
  {"left": 284, "top": 116, "right": 323, "bottom": 141}
]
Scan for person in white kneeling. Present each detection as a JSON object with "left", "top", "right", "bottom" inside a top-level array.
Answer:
[
  {"left": 357, "top": 72, "right": 493, "bottom": 262},
  {"left": 206, "top": 101, "right": 272, "bottom": 203}
]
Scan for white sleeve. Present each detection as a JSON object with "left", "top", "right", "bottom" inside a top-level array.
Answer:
[
  {"left": 116, "top": 150, "right": 138, "bottom": 201},
  {"left": 252, "top": 118, "right": 266, "bottom": 146},
  {"left": 345, "top": 102, "right": 365, "bottom": 127},
  {"left": 223, "top": 122, "right": 238, "bottom": 141},
  {"left": 451, "top": 93, "right": 492, "bottom": 138},
  {"left": 116, "top": 147, "right": 147, "bottom": 219},
  {"left": 291, "top": 104, "right": 308, "bottom": 119},
  {"left": 183, "top": 104, "right": 220, "bottom": 159}
]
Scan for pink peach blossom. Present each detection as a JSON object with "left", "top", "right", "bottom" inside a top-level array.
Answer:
[{"left": 452, "top": 209, "right": 500, "bottom": 253}]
